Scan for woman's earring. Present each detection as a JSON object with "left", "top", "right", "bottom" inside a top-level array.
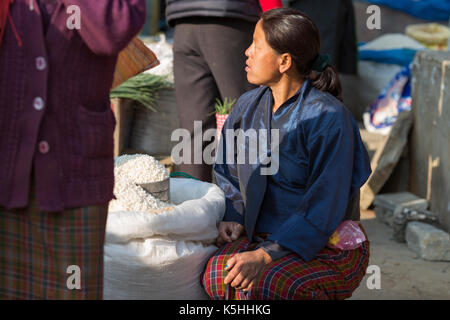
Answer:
[{"left": 29, "top": 0, "right": 34, "bottom": 11}]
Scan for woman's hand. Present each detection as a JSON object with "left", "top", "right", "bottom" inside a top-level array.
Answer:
[
  {"left": 223, "top": 248, "right": 272, "bottom": 292},
  {"left": 216, "top": 221, "right": 244, "bottom": 246}
]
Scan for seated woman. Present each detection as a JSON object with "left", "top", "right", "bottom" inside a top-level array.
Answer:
[{"left": 202, "top": 8, "right": 372, "bottom": 300}]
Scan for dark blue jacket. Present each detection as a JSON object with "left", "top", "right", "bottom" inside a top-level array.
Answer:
[{"left": 214, "top": 80, "right": 372, "bottom": 261}]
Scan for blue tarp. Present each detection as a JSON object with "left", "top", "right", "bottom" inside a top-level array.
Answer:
[
  {"left": 358, "top": 48, "right": 418, "bottom": 66},
  {"left": 359, "top": 0, "right": 450, "bottom": 21}
]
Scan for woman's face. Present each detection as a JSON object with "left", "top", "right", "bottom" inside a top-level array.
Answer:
[{"left": 245, "top": 20, "right": 282, "bottom": 86}]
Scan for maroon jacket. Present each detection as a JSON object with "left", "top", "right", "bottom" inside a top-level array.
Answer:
[{"left": 0, "top": 0, "right": 146, "bottom": 211}]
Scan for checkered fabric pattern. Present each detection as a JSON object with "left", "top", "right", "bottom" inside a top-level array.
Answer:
[
  {"left": 202, "top": 230, "right": 370, "bottom": 300},
  {"left": 0, "top": 185, "right": 108, "bottom": 300}
]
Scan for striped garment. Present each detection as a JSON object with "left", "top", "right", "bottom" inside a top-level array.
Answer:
[
  {"left": 202, "top": 228, "right": 370, "bottom": 300},
  {"left": 0, "top": 184, "right": 108, "bottom": 300}
]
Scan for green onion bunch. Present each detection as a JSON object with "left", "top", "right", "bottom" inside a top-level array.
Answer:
[{"left": 110, "top": 73, "right": 172, "bottom": 112}]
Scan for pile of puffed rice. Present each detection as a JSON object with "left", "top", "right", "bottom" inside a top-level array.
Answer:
[{"left": 109, "top": 154, "right": 173, "bottom": 213}]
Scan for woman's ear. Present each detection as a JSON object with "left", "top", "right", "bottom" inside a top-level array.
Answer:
[{"left": 278, "top": 53, "right": 292, "bottom": 74}]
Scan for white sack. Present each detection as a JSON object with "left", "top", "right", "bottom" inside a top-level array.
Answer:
[
  {"left": 359, "top": 33, "right": 425, "bottom": 51},
  {"left": 104, "top": 178, "right": 225, "bottom": 300},
  {"left": 106, "top": 178, "right": 224, "bottom": 243},
  {"left": 144, "top": 34, "right": 174, "bottom": 83}
]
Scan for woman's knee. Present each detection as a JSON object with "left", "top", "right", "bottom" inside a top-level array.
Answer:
[
  {"left": 202, "top": 238, "right": 251, "bottom": 299},
  {"left": 202, "top": 253, "right": 228, "bottom": 299},
  {"left": 247, "top": 257, "right": 332, "bottom": 300}
]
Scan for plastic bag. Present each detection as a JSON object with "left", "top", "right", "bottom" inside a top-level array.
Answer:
[
  {"left": 363, "top": 64, "right": 412, "bottom": 135},
  {"left": 328, "top": 220, "right": 367, "bottom": 250},
  {"left": 144, "top": 34, "right": 174, "bottom": 83}
]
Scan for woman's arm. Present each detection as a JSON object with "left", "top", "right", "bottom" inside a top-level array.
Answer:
[
  {"left": 266, "top": 107, "right": 371, "bottom": 262},
  {"left": 61, "top": 0, "right": 146, "bottom": 56},
  {"left": 213, "top": 106, "right": 249, "bottom": 244},
  {"left": 214, "top": 123, "right": 245, "bottom": 226},
  {"left": 255, "top": 240, "right": 291, "bottom": 260}
]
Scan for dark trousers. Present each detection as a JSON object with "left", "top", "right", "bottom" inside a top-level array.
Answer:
[{"left": 173, "top": 17, "right": 256, "bottom": 182}]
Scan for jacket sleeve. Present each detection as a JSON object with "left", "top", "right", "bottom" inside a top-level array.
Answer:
[
  {"left": 62, "top": 0, "right": 147, "bottom": 56},
  {"left": 213, "top": 115, "right": 245, "bottom": 226},
  {"left": 256, "top": 240, "right": 291, "bottom": 261},
  {"left": 258, "top": 0, "right": 283, "bottom": 11},
  {"left": 266, "top": 107, "right": 371, "bottom": 261}
]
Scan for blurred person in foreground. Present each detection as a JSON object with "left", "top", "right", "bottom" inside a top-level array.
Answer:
[
  {"left": 166, "top": 0, "right": 283, "bottom": 182},
  {"left": 0, "top": 0, "right": 148, "bottom": 299},
  {"left": 202, "top": 8, "right": 372, "bottom": 300}
]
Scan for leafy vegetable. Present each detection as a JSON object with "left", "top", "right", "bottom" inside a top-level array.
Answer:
[
  {"left": 213, "top": 97, "right": 236, "bottom": 115},
  {"left": 110, "top": 73, "right": 172, "bottom": 112}
]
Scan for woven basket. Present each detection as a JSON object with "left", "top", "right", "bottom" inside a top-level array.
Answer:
[
  {"left": 406, "top": 23, "right": 450, "bottom": 50},
  {"left": 112, "top": 37, "right": 160, "bottom": 89}
]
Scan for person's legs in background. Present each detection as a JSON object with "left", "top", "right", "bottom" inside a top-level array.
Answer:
[
  {"left": 173, "top": 20, "right": 219, "bottom": 182},
  {"left": 173, "top": 18, "right": 255, "bottom": 182}
]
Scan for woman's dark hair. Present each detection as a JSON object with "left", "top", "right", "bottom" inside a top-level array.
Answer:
[{"left": 260, "top": 8, "right": 343, "bottom": 102}]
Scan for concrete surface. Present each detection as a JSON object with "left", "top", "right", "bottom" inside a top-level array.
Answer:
[
  {"left": 406, "top": 222, "right": 450, "bottom": 261},
  {"left": 350, "top": 210, "right": 450, "bottom": 300},
  {"left": 410, "top": 51, "right": 450, "bottom": 233}
]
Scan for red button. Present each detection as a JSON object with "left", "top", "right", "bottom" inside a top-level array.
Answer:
[{"left": 38, "top": 141, "right": 50, "bottom": 154}]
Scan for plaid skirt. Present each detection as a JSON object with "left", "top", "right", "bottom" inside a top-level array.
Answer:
[
  {"left": 0, "top": 186, "right": 108, "bottom": 300},
  {"left": 202, "top": 229, "right": 370, "bottom": 300}
]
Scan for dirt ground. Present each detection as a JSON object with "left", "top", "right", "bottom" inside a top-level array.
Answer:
[{"left": 349, "top": 210, "right": 450, "bottom": 300}]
